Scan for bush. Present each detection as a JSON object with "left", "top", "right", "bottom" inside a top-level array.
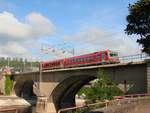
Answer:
[
  {"left": 77, "top": 87, "right": 92, "bottom": 96},
  {"left": 5, "top": 75, "right": 13, "bottom": 95},
  {"left": 77, "top": 69, "right": 123, "bottom": 103}
]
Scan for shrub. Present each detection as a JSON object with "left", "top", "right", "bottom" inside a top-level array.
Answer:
[
  {"left": 77, "top": 69, "right": 123, "bottom": 103},
  {"left": 5, "top": 75, "right": 13, "bottom": 95}
]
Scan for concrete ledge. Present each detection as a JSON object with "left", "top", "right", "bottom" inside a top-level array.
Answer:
[{"left": 89, "top": 97, "right": 150, "bottom": 113}]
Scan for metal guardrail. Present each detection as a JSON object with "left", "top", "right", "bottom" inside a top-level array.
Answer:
[
  {"left": 118, "top": 54, "right": 150, "bottom": 63},
  {"left": 0, "top": 108, "right": 17, "bottom": 113},
  {"left": 57, "top": 93, "right": 150, "bottom": 113}
]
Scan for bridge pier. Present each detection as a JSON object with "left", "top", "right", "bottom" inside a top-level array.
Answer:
[
  {"left": 35, "top": 96, "right": 47, "bottom": 113},
  {"left": 35, "top": 96, "right": 57, "bottom": 113},
  {"left": 47, "top": 102, "right": 57, "bottom": 113}
]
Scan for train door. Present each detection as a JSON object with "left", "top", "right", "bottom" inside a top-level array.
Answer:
[
  {"left": 105, "top": 51, "right": 109, "bottom": 61},
  {"left": 102, "top": 52, "right": 105, "bottom": 63}
]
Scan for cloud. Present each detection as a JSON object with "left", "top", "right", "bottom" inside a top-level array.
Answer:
[
  {"left": 0, "top": 11, "right": 55, "bottom": 58},
  {"left": 26, "top": 12, "right": 55, "bottom": 37},
  {"left": 63, "top": 27, "right": 141, "bottom": 56},
  {"left": 1, "top": 42, "right": 28, "bottom": 56}
]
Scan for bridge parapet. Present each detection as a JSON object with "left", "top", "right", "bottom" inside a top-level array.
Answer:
[
  {"left": 57, "top": 94, "right": 150, "bottom": 113},
  {"left": 119, "top": 53, "right": 150, "bottom": 63}
]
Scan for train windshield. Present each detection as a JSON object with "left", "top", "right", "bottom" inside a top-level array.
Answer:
[{"left": 109, "top": 52, "right": 118, "bottom": 57}]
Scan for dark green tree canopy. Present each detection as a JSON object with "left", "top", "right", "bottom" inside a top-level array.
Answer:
[{"left": 125, "top": 0, "right": 150, "bottom": 54}]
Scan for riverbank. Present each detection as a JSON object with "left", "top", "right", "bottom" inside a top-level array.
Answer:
[{"left": 0, "top": 95, "right": 32, "bottom": 113}]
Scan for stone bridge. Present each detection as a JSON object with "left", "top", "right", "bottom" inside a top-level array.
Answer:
[{"left": 13, "top": 60, "right": 150, "bottom": 113}]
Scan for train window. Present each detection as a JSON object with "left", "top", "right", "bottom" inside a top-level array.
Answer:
[
  {"left": 84, "top": 58, "right": 86, "bottom": 62},
  {"left": 96, "top": 54, "right": 101, "bottom": 59},
  {"left": 76, "top": 59, "right": 78, "bottom": 62},
  {"left": 84, "top": 57, "right": 87, "bottom": 62},
  {"left": 85, "top": 57, "right": 87, "bottom": 61},
  {"left": 110, "top": 53, "right": 118, "bottom": 57},
  {"left": 72, "top": 59, "right": 75, "bottom": 62},
  {"left": 78, "top": 59, "right": 80, "bottom": 62},
  {"left": 79, "top": 59, "right": 81, "bottom": 62},
  {"left": 83, "top": 58, "right": 86, "bottom": 62},
  {"left": 87, "top": 57, "right": 90, "bottom": 61},
  {"left": 83, "top": 57, "right": 86, "bottom": 62},
  {"left": 72, "top": 59, "right": 74, "bottom": 62},
  {"left": 89, "top": 56, "right": 93, "bottom": 61},
  {"left": 91, "top": 56, "right": 93, "bottom": 60},
  {"left": 69, "top": 60, "right": 72, "bottom": 63},
  {"left": 79, "top": 58, "right": 81, "bottom": 62},
  {"left": 88, "top": 57, "right": 91, "bottom": 61}
]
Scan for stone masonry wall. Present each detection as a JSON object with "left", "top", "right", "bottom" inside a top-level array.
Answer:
[{"left": 90, "top": 97, "right": 150, "bottom": 113}]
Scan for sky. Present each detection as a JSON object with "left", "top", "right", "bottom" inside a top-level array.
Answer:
[{"left": 0, "top": 0, "right": 141, "bottom": 61}]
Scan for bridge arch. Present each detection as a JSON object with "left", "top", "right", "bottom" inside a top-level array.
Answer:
[
  {"left": 49, "top": 74, "right": 96, "bottom": 110},
  {"left": 14, "top": 77, "right": 36, "bottom": 98}
]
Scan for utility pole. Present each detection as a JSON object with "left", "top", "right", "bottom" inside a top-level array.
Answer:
[
  {"left": 30, "top": 58, "right": 33, "bottom": 72},
  {"left": 39, "top": 45, "right": 44, "bottom": 96},
  {"left": 38, "top": 44, "right": 75, "bottom": 95},
  {"left": 23, "top": 61, "right": 25, "bottom": 72},
  {"left": 71, "top": 48, "right": 75, "bottom": 56},
  {"left": 7, "top": 57, "right": 10, "bottom": 67}
]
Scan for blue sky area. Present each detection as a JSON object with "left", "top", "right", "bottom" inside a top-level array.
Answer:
[{"left": 0, "top": 0, "right": 140, "bottom": 61}]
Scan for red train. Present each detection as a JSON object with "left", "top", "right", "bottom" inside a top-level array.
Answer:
[{"left": 41, "top": 50, "right": 120, "bottom": 70}]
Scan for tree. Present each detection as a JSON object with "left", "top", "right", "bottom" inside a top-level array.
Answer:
[
  {"left": 77, "top": 69, "right": 123, "bottom": 103},
  {"left": 125, "top": 0, "right": 150, "bottom": 54},
  {"left": 87, "top": 70, "right": 123, "bottom": 102}
]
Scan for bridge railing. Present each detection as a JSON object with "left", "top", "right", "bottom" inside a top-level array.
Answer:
[
  {"left": 118, "top": 53, "right": 150, "bottom": 63},
  {"left": 0, "top": 108, "right": 18, "bottom": 113},
  {"left": 57, "top": 93, "right": 150, "bottom": 113},
  {"left": 113, "top": 93, "right": 150, "bottom": 99}
]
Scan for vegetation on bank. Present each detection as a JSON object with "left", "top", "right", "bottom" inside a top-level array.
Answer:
[
  {"left": 5, "top": 75, "right": 13, "bottom": 95},
  {"left": 77, "top": 69, "right": 123, "bottom": 103},
  {"left": 0, "top": 58, "right": 39, "bottom": 72},
  {"left": 0, "top": 58, "right": 39, "bottom": 67}
]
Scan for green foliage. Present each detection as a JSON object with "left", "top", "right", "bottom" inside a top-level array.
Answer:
[
  {"left": 85, "top": 86, "right": 123, "bottom": 103},
  {"left": 77, "top": 69, "right": 123, "bottom": 103},
  {"left": 5, "top": 75, "right": 13, "bottom": 95},
  {"left": 95, "top": 69, "right": 112, "bottom": 87},
  {"left": 125, "top": 0, "right": 150, "bottom": 54},
  {"left": 77, "top": 87, "right": 92, "bottom": 96}
]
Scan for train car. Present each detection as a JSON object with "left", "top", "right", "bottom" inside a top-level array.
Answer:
[
  {"left": 41, "top": 50, "right": 119, "bottom": 70},
  {"left": 63, "top": 50, "right": 119, "bottom": 68},
  {"left": 41, "top": 59, "right": 64, "bottom": 70}
]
